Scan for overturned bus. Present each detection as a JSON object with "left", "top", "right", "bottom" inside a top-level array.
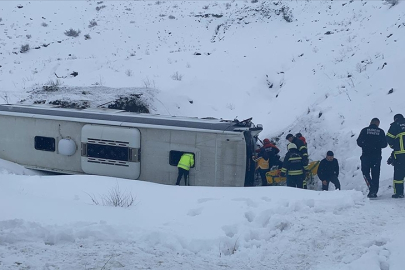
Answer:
[{"left": 0, "top": 104, "right": 262, "bottom": 187}]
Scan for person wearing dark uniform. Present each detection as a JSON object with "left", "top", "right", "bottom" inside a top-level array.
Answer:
[
  {"left": 286, "top": 134, "right": 308, "bottom": 165},
  {"left": 317, "top": 151, "right": 341, "bottom": 191},
  {"left": 356, "top": 118, "right": 387, "bottom": 198},
  {"left": 286, "top": 134, "right": 309, "bottom": 188},
  {"left": 386, "top": 114, "right": 405, "bottom": 198},
  {"left": 280, "top": 143, "right": 307, "bottom": 189}
]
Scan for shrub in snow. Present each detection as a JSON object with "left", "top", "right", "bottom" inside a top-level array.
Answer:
[
  {"left": 385, "top": 0, "right": 399, "bottom": 7},
  {"left": 88, "top": 19, "right": 97, "bottom": 28},
  {"left": 171, "top": 71, "right": 183, "bottom": 81},
  {"left": 48, "top": 99, "right": 90, "bottom": 109},
  {"left": 42, "top": 79, "right": 62, "bottom": 92},
  {"left": 64, "top": 28, "right": 81, "bottom": 37},
  {"left": 107, "top": 94, "right": 150, "bottom": 113},
  {"left": 20, "top": 44, "right": 30, "bottom": 53},
  {"left": 168, "top": 15, "right": 175, "bottom": 19},
  {"left": 88, "top": 184, "right": 135, "bottom": 208},
  {"left": 84, "top": 34, "right": 91, "bottom": 40},
  {"left": 0, "top": 18, "right": 2, "bottom": 23},
  {"left": 41, "top": 22, "right": 48, "bottom": 27},
  {"left": 142, "top": 77, "right": 155, "bottom": 88},
  {"left": 281, "top": 6, "right": 293, "bottom": 22},
  {"left": 26, "top": 34, "right": 31, "bottom": 39},
  {"left": 125, "top": 69, "right": 133, "bottom": 77},
  {"left": 96, "top": 5, "right": 106, "bottom": 11}
]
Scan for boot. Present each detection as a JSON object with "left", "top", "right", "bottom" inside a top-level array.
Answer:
[{"left": 392, "top": 194, "right": 404, "bottom": 198}]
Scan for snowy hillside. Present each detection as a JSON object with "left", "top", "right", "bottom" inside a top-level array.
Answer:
[{"left": 1, "top": 0, "right": 405, "bottom": 269}]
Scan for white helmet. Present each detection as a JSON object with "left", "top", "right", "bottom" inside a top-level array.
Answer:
[{"left": 287, "top": 143, "right": 297, "bottom": 150}]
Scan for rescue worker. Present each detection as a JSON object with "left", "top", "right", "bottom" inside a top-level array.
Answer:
[
  {"left": 286, "top": 134, "right": 308, "bottom": 165},
  {"left": 356, "top": 118, "right": 387, "bottom": 198},
  {"left": 280, "top": 143, "right": 307, "bottom": 189},
  {"left": 317, "top": 151, "right": 341, "bottom": 191},
  {"left": 252, "top": 148, "right": 270, "bottom": 186},
  {"left": 386, "top": 114, "right": 405, "bottom": 198},
  {"left": 296, "top": 133, "right": 307, "bottom": 146},
  {"left": 260, "top": 138, "right": 281, "bottom": 169},
  {"left": 176, "top": 153, "right": 194, "bottom": 186}
]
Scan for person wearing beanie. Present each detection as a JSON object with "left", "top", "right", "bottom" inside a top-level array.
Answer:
[
  {"left": 280, "top": 143, "right": 307, "bottom": 189},
  {"left": 256, "top": 138, "right": 282, "bottom": 169},
  {"left": 286, "top": 133, "right": 309, "bottom": 166},
  {"left": 387, "top": 113, "right": 405, "bottom": 198},
  {"left": 357, "top": 118, "right": 388, "bottom": 198},
  {"left": 317, "top": 151, "right": 341, "bottom": 191},
  {"left": 296, "top": 132, "right": 307, "bottom": 146}
]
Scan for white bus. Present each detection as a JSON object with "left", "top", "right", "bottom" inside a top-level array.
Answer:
[{"left": 0, "top": 104, "right": 262, "bottom": 186}]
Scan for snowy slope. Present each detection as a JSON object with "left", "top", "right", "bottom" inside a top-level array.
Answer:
[{"left": 1, "top": 1, "right": 405, "bottom": 269}]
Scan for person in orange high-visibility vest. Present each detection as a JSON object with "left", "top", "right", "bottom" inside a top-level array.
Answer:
[{"left": 176, "top": 153, "right": 194, "bottom": 186}]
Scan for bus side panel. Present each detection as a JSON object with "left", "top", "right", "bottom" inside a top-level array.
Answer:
[
  {"left": 215, "top": 135, "right": 246, "bottom": 187},
  {"left": 0, "top": 115, "right": 83, "bottom": 173}
]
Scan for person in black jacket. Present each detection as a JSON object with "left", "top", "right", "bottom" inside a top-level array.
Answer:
[
  {"left": 280, "top": 143, "right": 307, "bottom": 189},
  {"left": 357, "top": 118, "right": 388, "bottom": 198},
  {"left": 318, "top": 151, "right": 341, "bottom": 191},
  {"left": 286, "top": 134, "right": 308, "bottom": 166},
  {"left": 386, "top": 114, "right": 405, "bottom": 198}
]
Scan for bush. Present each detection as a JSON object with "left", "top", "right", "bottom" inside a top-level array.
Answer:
[
  {"left": 88, "top": 184, "right": 135, "bottom": 208},
  {"left": 171, "top": 71, "right": 183, "bottom": 81},
  {"left": 64, "top": 28, "right": 81, "bottom": 37},
  {"left": 84, "top": 34, "right": 91, "bottom": 40},
  {"left": 41, "top": 22, "right": 48, "bottom": 27},
  {"left": 42, "top": 79, "right": 61, "bottom": 92},
  {"left": 281, "top": 6, "right": 293, "bottom": 22},
  {"left": 107, "top": 94, "right": 150, "bottom": 113},
  {"left": 96, "top": 5, "right": 106, "bottom": 11},
  {"left": 48, "top": 100, "right": 90, "bottom": 109},
  {"left": 88, "top": 19, "right": 97, "bottom": 28},
  {"left": 168, "top": 15, "right": 175, "bottom": 19},
  {"left": 385, "top": 0, "right": 399, "bottom": 6},
  {"left": 20, "top": 44, "right": 30, "bottom": 53}
]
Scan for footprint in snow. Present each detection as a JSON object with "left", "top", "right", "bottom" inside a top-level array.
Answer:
[
  {"left": 232, "top": 198, "right": 258, "bottom": 208},
  {"left": 244, "top": 211, "right": 255, "bottom": 222},
  {"left": 187, "top": 208, "right": 203, "bottom": 216},
  {"left": 197, "top": 198, "right": 218, "bottom": 204}
]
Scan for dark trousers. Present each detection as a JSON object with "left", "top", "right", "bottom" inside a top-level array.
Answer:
[
  {"left": 321, "top": 175, "right": 341, "bottom": 191},
  {"left": 361, "top": 155, "right": 381, "bottom": 194},
  {"left": 393, "top": 154, "right": 405, "bottom": 195},
  {"left": 287, "top": 175, "right": 305, "bottom": 189},
  {"left": 176, "top": 168, "right": 189, "bottom": 186},
  {"left": 258, "top": 168, "right": 269, "bottom": 186}
]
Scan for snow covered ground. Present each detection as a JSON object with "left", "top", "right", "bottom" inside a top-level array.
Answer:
[
  {"left": 1, "top": 0, "right": 405, "bottom": 269},
  {"left": 1, "top": 161, "right": 404, "bottom": 270}
]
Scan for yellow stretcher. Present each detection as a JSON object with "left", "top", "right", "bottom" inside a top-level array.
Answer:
[{"left": 266, "top": 160, "right": 320, "bottom": 186}]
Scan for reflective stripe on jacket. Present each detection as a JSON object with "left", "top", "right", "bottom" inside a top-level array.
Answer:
[
  {"left": 386, "top": 118, "right": 405, "bottom": 156},
  {"left": 280, "top": 150, "right": 306, "bottom": 176},
  {"left": 178, "top": 153, "right": 194, "bottom": 170}
]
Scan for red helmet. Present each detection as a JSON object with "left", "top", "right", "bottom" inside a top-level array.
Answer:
[{"left": 263, "top": 138, "right": 270, "bottom": 144}]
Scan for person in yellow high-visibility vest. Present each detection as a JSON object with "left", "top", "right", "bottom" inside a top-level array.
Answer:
[{"left": 176, "top": 153, "right": 194, "bottom": 186}]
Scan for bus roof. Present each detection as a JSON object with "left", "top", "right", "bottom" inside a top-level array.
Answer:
[{"left": 0, "top": 104, "right": 260, "bottom": 133}]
